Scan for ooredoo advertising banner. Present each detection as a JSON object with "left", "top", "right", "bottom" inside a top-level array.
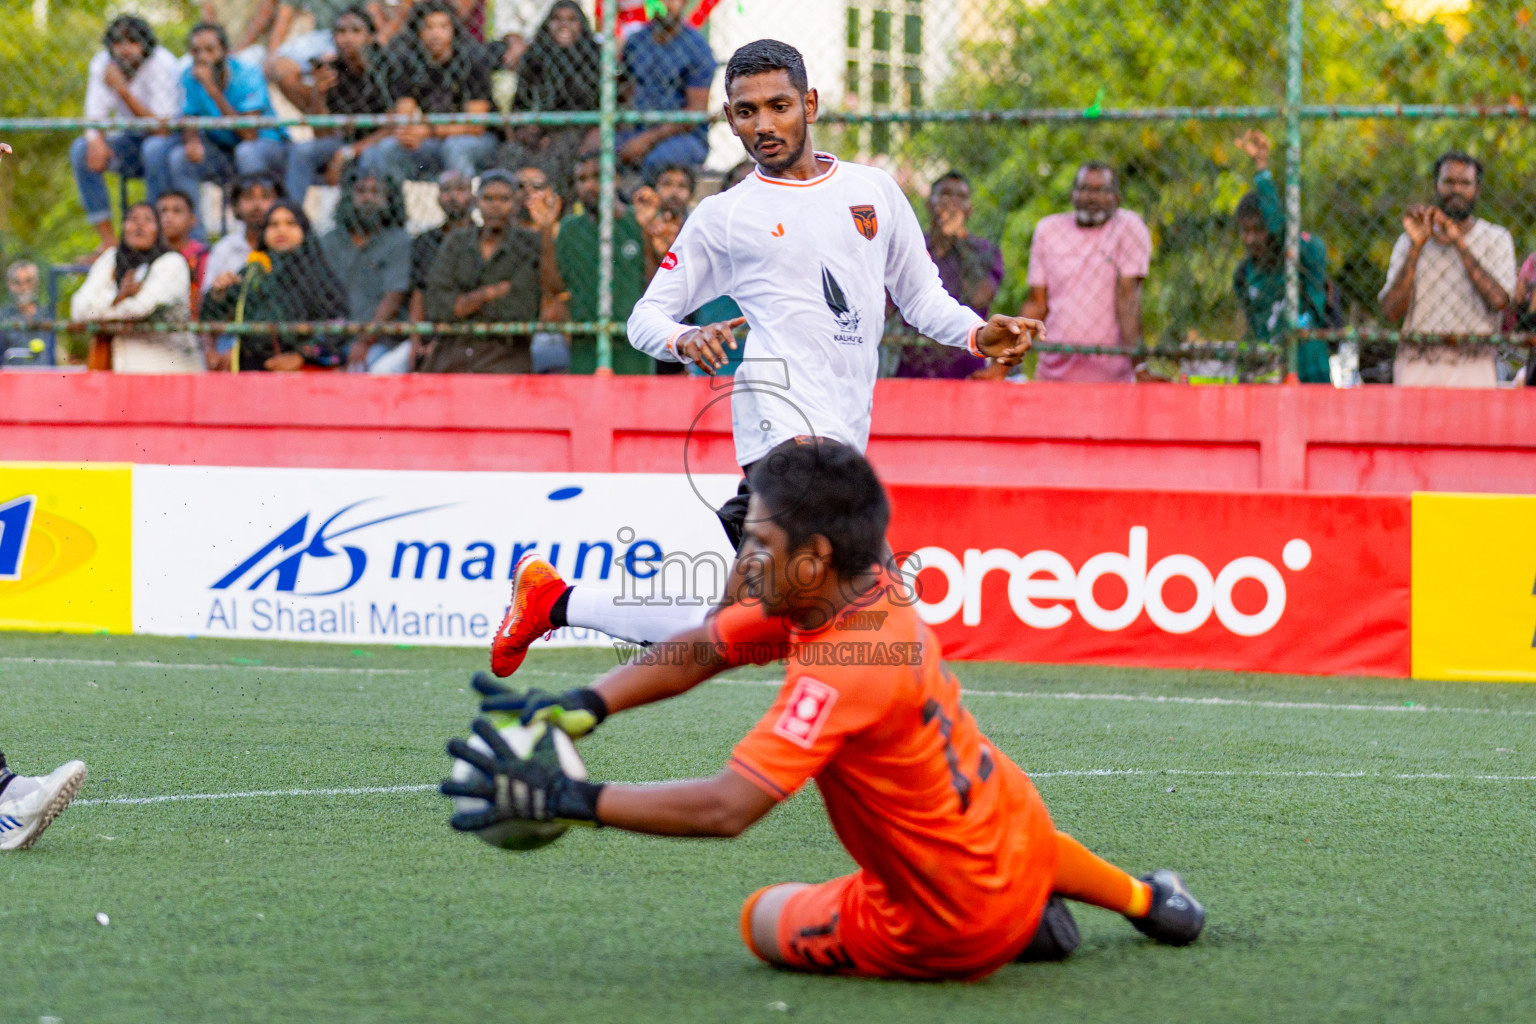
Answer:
[
  {"left": 132, "top": 466, "right": 739, "bottom": 647},
  {"left": 0, "top": 462, "right": 133, "bottom": 634},
  {"left": 886, "top": 485, "right": 1412, "bottom": 677}
]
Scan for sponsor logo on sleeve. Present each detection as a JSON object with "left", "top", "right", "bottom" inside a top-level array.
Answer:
[
  {"left": 660, "top": 251, "right": 678, "bottom": 271},
  {"left": 773, "top": 676, "right": 839, "bottom": 749}
]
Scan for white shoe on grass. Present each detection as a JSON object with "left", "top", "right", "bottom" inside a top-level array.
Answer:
[{"left": 0, "top": 760, "right": 88, "bottom": 850}]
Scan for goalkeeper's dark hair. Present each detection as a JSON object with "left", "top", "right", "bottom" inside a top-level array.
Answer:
[
  {"left": 749, "top": 438, "right": 888, "bottom": 577},
  {"left": 105, "top": 14, "right": 157, "bottom": 53},
  {"left": 725, "top": 39, "right": 808, "bottom": 96}
]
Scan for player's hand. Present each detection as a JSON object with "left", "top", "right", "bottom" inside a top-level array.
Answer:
[
  {"left": 1402, "top": 205, "right": 1433, "bottom": 247},
  {"left": 1234, "top": 129, "right": 1270, "bottom": 170},
  {"left": 471, "top": 673, "right": 607, "bottom": 738},
  {"left": 441, "top": 718, "right": 601, "bottom": 828},
  {"left": 677, "top": 315, "right": 745, "bottom": 375},
  {"left": 975, "top": 314, "right": 1042, "bottom": 366}
]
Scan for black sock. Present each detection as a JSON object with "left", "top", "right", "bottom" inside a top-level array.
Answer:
[
  {"left": 548, "top": 586, "right": 573, "bottom": 629},
  {"left": 0, "top": 757, "right": 13, "bottom": 798}
]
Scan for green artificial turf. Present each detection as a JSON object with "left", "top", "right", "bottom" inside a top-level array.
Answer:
[{"left": 3, "top": 631, "right": 1535, "bottom": 1023}]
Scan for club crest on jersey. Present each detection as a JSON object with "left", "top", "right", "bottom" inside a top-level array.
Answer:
[
  {"left": 821, "top": 265, "right": 863, "bottom": 344},
  {"left": 774, "top": 677, "right": 838, "bottom": 749},
  {"left": 849, "top": 205, "right": 877, "bottom": 240},
  {"left": 660, "top": 251, "right": 678, "bottom": 271}
]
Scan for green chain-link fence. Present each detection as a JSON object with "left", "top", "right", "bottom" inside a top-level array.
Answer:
[{"left": 0, "top": 0, "right": 1532, "bottom": 381}]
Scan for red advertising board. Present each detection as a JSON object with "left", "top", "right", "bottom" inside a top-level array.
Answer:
[{"left": 886, "top": 485, "right": 1411, "bottom": 677}]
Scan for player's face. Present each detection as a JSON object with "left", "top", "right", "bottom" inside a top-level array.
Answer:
[
  {"left": 419, "top": 12, "right": 455, "bottom": 60},
  {"left": 738, "top": 496, "right": 833, "bottom": 618},
  {"left": 263, "top": 207, "right": 304, "bottom": 253},
  {"left": 573, "top": 159, "right": 600, "bottom": 209},
  {"left": 725, "top": 72, "right": 817, "bottom": 174},
  {"left": 333, "top": 14, "right": 372, "bottom": 59},
  {"left": 1435, "top": 161, "right": 1478, "bottom": 221},
  {"left": 1239, "top": 215, "right": 1274, "bottom": 263},
  {"left": 155, "top": 196, "right": 195, "bottom": 244},
  {"left": 189, "top": 29, "right": 226, "bottom": 70},
  {"left": 237, "top": 184, "right": 277, "bottom": 228},
  {"left": 655, "top": 169, "right": 693, "bottom": 209},
  {"left": 121, "top": 205, "right": 159, "bottom": 251},
  {"left": 478, "top": 182, "right": 517, "bottom": 230},
  {"left": 1071, "top": 168, "right": 1118, "bottom": 227}
]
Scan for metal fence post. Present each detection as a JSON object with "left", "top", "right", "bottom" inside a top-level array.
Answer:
[
  {"left": 1283, "top": 0, "right": 1304, "bottom": 381},
  {"left": 595, "top": 0, "right": 619, "bottom": 375}
]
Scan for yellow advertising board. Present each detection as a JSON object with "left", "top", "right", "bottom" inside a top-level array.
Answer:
[
  {"left": 0, "top": 462, "right": 132, "bottom": 634},
  {"left": 1412, "top": 492, "right": 1536, "bottom": 682}
]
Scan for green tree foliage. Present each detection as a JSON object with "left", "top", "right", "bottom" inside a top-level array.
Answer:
[
  {"left": 0, "top": 1, "right": 198, "bottom": 281},
  {"left": 905, "top": 0, "right": 1536, "bottom": 343}
]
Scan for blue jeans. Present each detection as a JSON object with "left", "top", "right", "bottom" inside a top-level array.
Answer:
[
  {"left": 361, "top": 134, "right": 496, "bottom": 181},
  {"left": 157, "top": 134, "right": 290, "bottom": 231},
  {"left": 71, "top": 132, "right": 155, "bottom": 226},
  {"left": 620, "top": 130, "right": 708, "bottom": 181},
  {"left": 286, "top": 135, "right": 347, "bottom": 206}
]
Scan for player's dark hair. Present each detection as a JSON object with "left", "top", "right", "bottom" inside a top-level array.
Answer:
[
  {"left": 332, "top": 4, "right": 376, "bottom": 32},
  {"left": 648, "top": 162, "right": 697, "bottom": 191},
  {"left": 725, "top": 39, "right": 809, "bottom": 96},
  {"left": 187, "top": 21, "right": 229, "bottom": 55},
  {"left": 750, "top": 439, "right": 889, "bottom": 578},
  {"left": 157, "top": 189, "right": 197, "bottom": 213},
  {"left": 228, "top": 173, "right": 285, "bottom": 205},
  {"left": 1433, "top": 150, "right": 1483, "bottom": 185},
  {"left": 105, "top": 14, "right": 157, "bottom": 53},
  {"left": 1075, "top": 161, "right": 1120, "bottom": 193},
  {"left": 1235, "top": 190, "right": 1264, "bottom": 224}
]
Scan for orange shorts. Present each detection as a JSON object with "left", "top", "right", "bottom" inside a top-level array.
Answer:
[{"left": 740, "top": 871, "right": 1048, "bottom": 981}]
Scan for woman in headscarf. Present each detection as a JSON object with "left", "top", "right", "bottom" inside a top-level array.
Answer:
[
  {"left": 201, "top": 200, "right": 350, "bottom": 371},
  {"left": 69, "top": 201, "right": 198, "bottom": 372},
  {"left": 497, "top": 0, "right": 600, "bottom": 196}
]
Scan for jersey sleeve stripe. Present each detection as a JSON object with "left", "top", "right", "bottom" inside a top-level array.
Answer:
[{"left": 728, "top": 756, "right": 789, "bottom": 801}]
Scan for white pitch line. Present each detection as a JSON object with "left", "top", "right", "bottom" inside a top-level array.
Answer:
[
  {"left": 7, "top": 655, "right": 1535, "bottom": 718},
  {"left": 75, "top": 784, "right": 437, "bottom": 807},
  {"left": 70, "top": 769, "right": 1536, "bottom": 810}
]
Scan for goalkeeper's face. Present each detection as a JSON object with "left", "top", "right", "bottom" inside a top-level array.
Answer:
[{"left": 737, "top": 496, "right": 836, "bottom": 621}]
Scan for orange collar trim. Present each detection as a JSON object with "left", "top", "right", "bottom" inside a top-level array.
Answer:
[{"left": 754, "top": 153, "right": 840, "bottom": 188}]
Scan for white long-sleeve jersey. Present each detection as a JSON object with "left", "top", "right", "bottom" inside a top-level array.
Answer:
[{"left": 628, "top": 154, "right": 985, "bottom": 467}]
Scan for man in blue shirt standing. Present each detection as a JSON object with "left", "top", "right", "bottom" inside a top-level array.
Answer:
[
  {"left": 618, "top": 0, "right": 715, "bottom": 180},
  {"left": 153, "top": 23, "right": 289, "bottom": 236}
]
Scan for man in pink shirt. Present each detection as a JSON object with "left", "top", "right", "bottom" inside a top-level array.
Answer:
[{"left": 1021, "top": 163, "right": 1151, "bottom": 382}]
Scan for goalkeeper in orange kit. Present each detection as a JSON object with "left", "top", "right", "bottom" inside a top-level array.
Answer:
[{"left": 443, "top": 439, "right": 1204, "bottom": 979}]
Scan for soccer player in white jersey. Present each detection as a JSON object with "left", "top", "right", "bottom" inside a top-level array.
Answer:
[{"left": 488, "top": 40, "right": 1042, "bottom": 676}]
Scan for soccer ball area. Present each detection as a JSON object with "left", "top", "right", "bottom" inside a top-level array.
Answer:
[{"left": 5, "top": 631, "right": 1533, "bottom": 1023}]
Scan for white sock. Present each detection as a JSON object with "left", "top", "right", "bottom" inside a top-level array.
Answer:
[{"left": 565, "top": 587, "right": 711, "bottom": 645}]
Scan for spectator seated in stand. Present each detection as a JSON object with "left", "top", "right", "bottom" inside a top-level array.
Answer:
[
  {"left": 618, "top": 0, "right": 715, "bottom": 181},
  {"left": 1018, "top": 161, "right": 1150, "bottom": 384},
  {"left": 201, "top": 174, "right": 284, "bottom": 369},
  {"left": 73, "top": 15, "right": 183, "bottom": 253},
  {"left": 507, "top": 164, "right": 569, "bottom": 374},
  {"left": 1378, "top": 150, "right": 1515, "bottom": 388},
  {"left": 554, "top": 150, "right": 653, "bottom": 375},
  {"left": 0, "top": 261, "right": 47, "bottom": 366},
  {"left": 894, "top": 171, "right": 996, "bottom": 379},
  {"left": 156, "top": 191, "right": 210, "bottom": 317},
  {"left": 649, "top": 162, "right": 696, "bottom": 213},
  {"left": 283, "top": 5, "right": 395, "bottom": 206},
  {"left": 497, "top": 1, "right": 600, "bottom": 199},
  {"left": 363, "top": 0, "right": 495, "bottom": 182},
  {"left": 200, "top": 200, "right": 350, "bottom": 371},
  {"left": 154, "top": 22, "right": 290, "bottom": 237},
  {"left": 1230, "top": 130, "right": 1331, "bottom": 384},
  {"left": 258, "top": 0, "right": 394, "bottom": 110},
  {"left": 407, "top": 170, "right": 474, "bottom": 366},
  {"left": 422, "top": 169, "right": 545, "bottom": 373},
  {"left": 70, "top": 202, "right": 200, "bottom": 373},
  {"left": 319, "top": 166, "right": 411, "bottom": 370}
]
